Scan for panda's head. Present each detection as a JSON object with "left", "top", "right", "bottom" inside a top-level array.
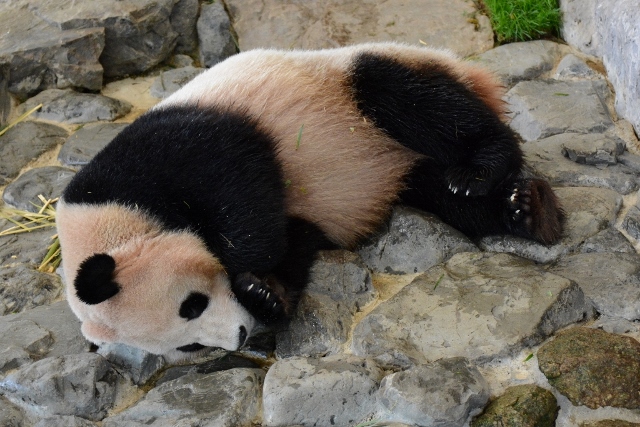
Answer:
[{"left": 57, "top": 203, "right": 255, "bottom": 361}]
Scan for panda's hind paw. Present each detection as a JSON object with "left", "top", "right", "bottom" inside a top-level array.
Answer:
[
  {"left": 232, "top": 272, "right": 287, "bottom": 325},
  {"left": 446, "top": 166, "right": 494, "bottom": 197},
  {"left": 507, "top": 178, "right": 565, "bottom": 245}
]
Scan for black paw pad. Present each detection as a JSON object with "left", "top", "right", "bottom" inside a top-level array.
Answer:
[
  {"left": 231, "top": 272, "right": 287, "bottom": 324},
  {"left": 507, "top": 179, "right": 564, "bottom": 245}
]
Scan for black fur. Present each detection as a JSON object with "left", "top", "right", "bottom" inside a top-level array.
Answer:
[
  {"left": 75, "top": 253, "right": 120, "bottom": 305},
  {"left": 349, "top": 52, "right": 562, "bottom": 241},
  {"left": 64, "top": 106, "right": 288, "bottom": 277},
  {"left": 179, "top": 292, "right": 210, "bottom": 320}
]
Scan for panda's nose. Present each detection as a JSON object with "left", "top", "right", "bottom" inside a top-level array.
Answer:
[{"left": 238, "top": 325, "right": 248, "bottom": 348}]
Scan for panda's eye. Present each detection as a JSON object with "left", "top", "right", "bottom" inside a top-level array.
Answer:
[{"left": 179, "top": 292, "right": 209, "bottom": 320}]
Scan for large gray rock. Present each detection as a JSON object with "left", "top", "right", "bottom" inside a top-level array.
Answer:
[
  {"left": 103, "top": 368, "right": 264, "bottom": 426},
  {"left": 550, "top": 252, "right": 640, "bottom": 320},
  {"left": 560, "top": 0, "right": 599, "bottom": 56},
  {"left": 0, "top": 317, "right": 52, "bottom": 374},
  {"left": 0, "top": 227, "right": 56, "bottom": 267},
  {"left": 171, "top": 0, "right": 200, "bottom": 54},
  {"left": 506, "top": 80, "right": 613, "bottom": 141},
  {"left": 523, "top": 134, "right": 639, "bottom": 195},
  {"left": 358, "top": 206, "right": 478, "bottom": 275},
  {"left": 472, "top": 40, "right": 562, "bottom": 87},
  {"left": 263, "top": 355, "right": 383, "bottom": 427},
  {"left": 2, "top": 166, "right": 75, "bottom": 211},
  {"left": 352, "top": 252, "right": 594, "bottom": 368},
  {"left": 150, "top": 66, "right": 204, "bottom": 99},
  {"left": 197, "top": 2, "right": 236, "bottom": 68},
  {"left": 0, "top": 121, "right": 69, "bottom": 185},
  {"left": 58, "top": 122, "right": 129, "bottom": 169},
  {"left": 225, "top": 0, "right": 493, "bottom": 57},
  {"left": 0, "top": 265, "right": 63, "bottom": 315},
  {"left": 0, "top": 6, "right": 104, "bottom": 98},
  {"left": 0, "top": 398, "right": 24, "bottom": 427},
  {"left": 0, "top": 353, "right": 119, "bottom": 420},
  {"left": 378, "top": 358, "right": 489, "bottom": 427},
  {"left": 18, "top": 89, "right": 131, "bottom": 124},
  {"left": 97, "top": 343, "right": 165, "bottom": 386},
  {"left": 27, "top": 0, "right": 180, "bottom": 78}
]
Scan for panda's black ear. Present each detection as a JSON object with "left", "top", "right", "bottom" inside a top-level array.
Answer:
[{"left": 75, "top": 253, "right": 120, "bottom": 305}]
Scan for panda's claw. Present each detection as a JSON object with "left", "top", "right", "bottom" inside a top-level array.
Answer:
[{"left": 231, "top": 272, "right": 287, "bottom": 324}]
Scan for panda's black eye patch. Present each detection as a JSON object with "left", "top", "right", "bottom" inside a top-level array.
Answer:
[{"left": 179, "top": 292, "right": 209, "bottom": 320}]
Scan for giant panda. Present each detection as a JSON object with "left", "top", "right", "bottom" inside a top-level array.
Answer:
[{"left": 56, "top": 42, "right": 564, "bottom": 360}]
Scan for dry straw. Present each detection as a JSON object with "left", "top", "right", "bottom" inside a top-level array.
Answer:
[{"left": 0, "top": 195, "right": 60, "bottom": 272}]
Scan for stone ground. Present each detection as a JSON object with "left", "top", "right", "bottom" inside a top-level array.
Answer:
[{"left": 1, "top": 1, "right": 640, "bottom": 426}]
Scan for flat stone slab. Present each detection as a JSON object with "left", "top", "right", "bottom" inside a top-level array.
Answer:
[
  {"left": 352, "top": 252, "right": 594, "bottom": 368},
  {"left": 379, "top": 358, "right": 489, "bottom": 426},
  {"left": 472, "top": 40, "right": 562, "bottom": 87},
  {"left": 506, "top": 80, "right": 613, "bottom": 141},
  {"left": 523, "top": 134, "right": 639, "bottom": 195},
  {"left": 150, "top": 66, "right": 204, "bottom": 99},
  {"left": 561, "top": 134, "right": 625, "bottom": 166},
  {"left": 18, "top": 89, "right": 131, "bottom": 124},
  {"left": 0, "top": 353, "right": 119, "bottom": 420},
  {"left": 0, "top": 121, "right": 69, "bottom": 185},
  {"left": 225, "top": 0, "right": 493, "bottom": 57},
  {"left": 263, "top": 355, "right": 383, "bottom": 427},
  {"left": 2, "top": 166, "right": 75, "bottom": 211},
  {"left": 538, "top": 327, "right": 640, "bottom": 409},
  {"left": 58, "top": 122, "right": 128, "bottom": 169},
  {"left": 550, "top": 252, "right": 640, "bottom": 321},
  {"left": 103, "top": 368, "right": 264, "bottom": 426},
  {"left": 358, "top": 206, "right": 478, "bottom": 274}
]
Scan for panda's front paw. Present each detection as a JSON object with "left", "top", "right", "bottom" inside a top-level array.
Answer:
[
  {"left": 232, "top": 272, "right": 287, "bottom": 325},
  {"left": 445, "top": 166, "right": 494, "bottom": 197}
]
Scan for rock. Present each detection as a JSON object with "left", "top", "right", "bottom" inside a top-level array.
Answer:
[
  {"left": 618, "top": 152, "right": 640, "bottom": 173},
  {"left": 0, "top": 398, "right": 24, "bottom": 427},
  {"left": 560, "top": 0, "right": 600, "bottom": 56},
  {"left": 150, "top": 66, "right": 204, "bottom": 99},
  {"left": 34, "top": 416, "right": 99, "bottom": 427},
  {"left": 0, "top": 265, "right": 63, "bottom": 315},
  {"left": 263, "top": 355, "right": 383, "bottom": 427},
  {"left": 103, "top": 368, "right": 264, "bottom": 426},
  {"left": 506, "top": 80, "right": 613, "bottom": 141},
  {"left": 0, "top": 353, "right": 119, "bottom": 420},
  {"left": 622, "top": 206, "right": 640, "bottom": 242},
  {"left": 561, "top": 134, "right": 625, "bottom": 166},
  {"left": 378, "top": 358, "right": 489, "bottom": 427},
  {"left": 17, "top": 89, "right": 131, "bottom": 124},
  {"left": 593, "top": 315, "right": 640, "bottom": 338},
  {"left": 0, "top": 227, "right": 56, "bottom": 267},
  {"left": 472, "top": 40, "right": 562, "bottom": 87},
  {"left": 554, "top": 54, "right": 601, "bottom": 80},
  {"left": 169, "top": 54, "right": 195, "bottom": 68},
  {"left": 578, "top": 228, "right": 635, "bottom": 254},
  {"left": 538, "top": 327, "right": 640, "bottom": 409},
  {"left": 97, "top": 343, "right": 165, "bottom": 386},
  {"left": 197, "top": 3, "right": 236, "bottom": 68},
  {"left": 523, "top": 134, "right": 639, "bottom": 194},
  {"left": 550, "top": 252, "right": 640, "bottom": 320},
  {"left": 0, "top": 7, "right": 104, "bottom": 98},
  {"left": 157, "top": 352, "right": 261, "bottom": 386},
  {"left": 0, "top": 318, "right": 52, "bottom": 374},
  {"left": 352, "top": 252, "right": 593, "bottom": 368},
  {"left": 275, "top": 291, "right": 353, "bottom": 358},
  {"left": 0, "top": 121, "right": 69, "bottom": 185},
  {"left": 0, "top": 301, "right": 90, "bottom": 360},
  {"left": 171, "top": 0, "right": 200, "bottom": 54},
  {"left": 471, "top": 384, "right": 558, "bottom": 427},
  {"left": 58, "top": 122, "right": 128, "bottom": 169},
  {"left": 581, "top": 421, "right": 640, "bottom": 427},
  {"left": 28, "top": 0, "right": 179, "bottom": 78},
  {"left": 225, "top": 0, "right": 493, "bottom": 57},
  {"left": 2, "top": 166, "right": 75, "bottom": 211},
  {"left": 307, "top": 250, "right": 376, "bottom": 312},
  {"left": 358, "top": 206, "right": 478, "bottom": 275}
]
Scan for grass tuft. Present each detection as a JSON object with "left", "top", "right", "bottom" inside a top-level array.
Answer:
[
  {"left": 482, "top": 0, "right": 561, "bottom": 43},
  {"left": 0, "top": 195, "right": 61, "bottom": 273}
]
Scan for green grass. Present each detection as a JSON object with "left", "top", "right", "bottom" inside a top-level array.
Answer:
[{"left": 482, "top": 0, "right": 561, "bottom": 43}]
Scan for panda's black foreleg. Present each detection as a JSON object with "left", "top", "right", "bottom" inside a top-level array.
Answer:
[{"left": 231, "top": 217, "right": 335, "bottom": 324}]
